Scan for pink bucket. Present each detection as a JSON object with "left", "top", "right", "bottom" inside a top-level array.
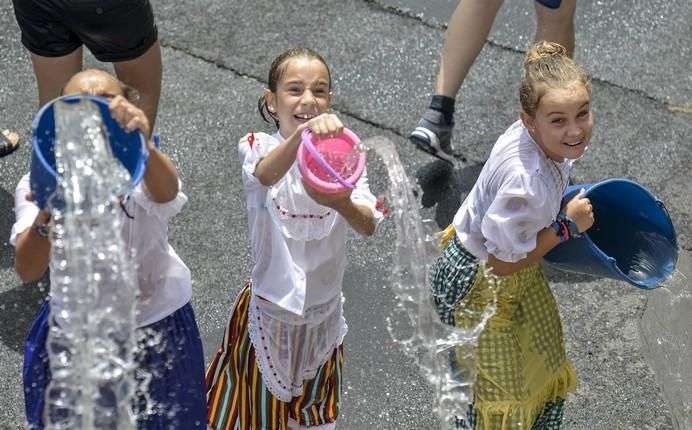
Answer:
[{"left": 297, "top": 128, "right": 366, "bottom": 194}]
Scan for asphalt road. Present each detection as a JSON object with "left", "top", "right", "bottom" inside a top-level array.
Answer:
[{"left": 0, "top": 0, "right": 690, "bottom": 429}]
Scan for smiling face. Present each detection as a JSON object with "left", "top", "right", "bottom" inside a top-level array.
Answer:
[
  {"left": 264, "top": 57, "right": 331, "bottom": 138},
  {"left": 521, "top": 82, "right": 593, "bottom": 161}
]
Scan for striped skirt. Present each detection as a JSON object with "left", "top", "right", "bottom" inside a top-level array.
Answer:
[{"left": 206, "top": 285, "right": 343, "bottom": 429}]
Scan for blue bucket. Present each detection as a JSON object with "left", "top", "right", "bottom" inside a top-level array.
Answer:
[
  {"left": 30, "top": 95, "right": 148, "bottom": 209},
  {"left": 543, "top": 179, "right": 678, "bottom": 289}
]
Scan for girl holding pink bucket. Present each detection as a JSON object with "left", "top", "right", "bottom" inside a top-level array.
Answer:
[{"left": 205, "top": 47, "right": 384, "bottom": 429}]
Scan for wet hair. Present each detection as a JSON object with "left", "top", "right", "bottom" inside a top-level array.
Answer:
[
  {"left": 519, "top": 41, "right": 591, "bottom": 117},
  {"left": 119, "top": 83, "right": 141, "bottom": 105},
  {"left": 257, "top": 47, "right": 332, "bottom": 128},
  {"left": 59, "top": 71, "right": 141, "bottom": 106}
]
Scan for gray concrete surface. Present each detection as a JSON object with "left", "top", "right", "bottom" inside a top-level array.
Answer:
[
  {"left": 0, "top": 0, "right": 690, "bottom": 429},
  {"left": 640, "top": 250, "right": 692, "bottom": 430}
]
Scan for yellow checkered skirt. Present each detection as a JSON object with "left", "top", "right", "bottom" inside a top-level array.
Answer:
[{"left": 434, "top": 227, "right": 577, "bottom": 430}]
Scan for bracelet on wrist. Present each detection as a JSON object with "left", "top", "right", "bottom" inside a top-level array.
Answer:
[
  {"left": 550, "top": 219, "right": 569, "bottom": 243},
  {"left": 558, "top": 212, "right": 582, "bottom": 239},
  {"left": 32, "top": 222, "right": 50, "bottom": 238},
  {"left": 550, "top": 213, "right": 582, "bottom": 243}
]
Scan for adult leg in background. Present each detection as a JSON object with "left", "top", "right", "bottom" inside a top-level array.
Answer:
[
  {"left": 409, "top": 0, "right": 504, "bottom": 163},
  {"left": 113, "top": 40, "right": 162, "bottom": 133},
  {"left": 534, "top": 0, "right": 576, "bottom": 57}
]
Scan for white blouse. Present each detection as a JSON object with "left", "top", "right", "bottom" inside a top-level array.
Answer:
[
  {"left": 240, "top": 131, "right": 381, "bottom": 401},
  {"left": 454, "top": 120, "right": 572, "bottom": 263},
  {"left": 11, "top": 173, "right": 192, "bottom": 328},
  {"left": 239, "top": 131, "right": 382, "bottom": 316}
]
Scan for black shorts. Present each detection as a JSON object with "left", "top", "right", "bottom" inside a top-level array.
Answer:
[
  {"left": 12, "top": 0, "right": 158, "bottom": 62},
  {"left": 535, "top": 0, "right": 562, "bottom": 9}
]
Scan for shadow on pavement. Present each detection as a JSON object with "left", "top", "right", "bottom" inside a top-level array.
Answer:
[
  {"left": 0, "top": 278, "right": 49, "bottom": 354},
  {"left": 415, "top": 159, "right": 484, "bottom": 229},
  {"left": 0, "top": 187, "right": 16, "bottom": 270}
]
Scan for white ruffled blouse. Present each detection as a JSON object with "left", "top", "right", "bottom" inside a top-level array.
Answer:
[
  {"left": 11, "top": 173, "right": 192, "bottom": 328},
  {"left": 454, "top": 120, "right": 573, "bottom": 263},
  {"left": 239, "top": 131, "right": 381, "bottom": 401},
  {"left": 239, "top": 131, "right": 382, "bottom": 315}
]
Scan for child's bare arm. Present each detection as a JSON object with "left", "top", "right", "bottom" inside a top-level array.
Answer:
[
  {"left": 142, "top": 142, "right": 179, "bottom": 203},
  {"left": 488, "top": 227, "right": 561, "bottom": 276},
  {"left": 488, "top": 190, "right": 594, "bottom": 276},
  {"left": 109, "top": 95, "right": 178, "bottom": 203},
  {"left": 302, "top": 181, "right": 376, "bottom": 236},
  {"left": 333, "top": 200, "right": 377, "bottom": 236},
  {"left": 15, "top": 209, "right": 51, "bottom": 283},
  {"left": 253, "top": 132, "right": 303, "bottom": 187},
  {"left": 254, "top": 113, "right": 343, "bottom": 187}
]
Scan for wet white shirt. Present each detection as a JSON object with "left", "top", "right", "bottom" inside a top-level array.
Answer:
[
  {"left": 453, "top": 120, "right": 573, "bottom": 263},
  {"left": 240, "top": 132, "right": 382, "bottom": 316},
  {"left": 10, "top": 173, "right": 192, "bottom": 327}
]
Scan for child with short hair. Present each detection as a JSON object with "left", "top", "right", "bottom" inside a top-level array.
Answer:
[
  {"left": 11, "top": 69, "right": 207, "bottom": 429},
  {"left": 431, "top": 41, "right": 594, "bottom": 429},
  {"left": 205, "top": 47, "right": 383, "bottom": 429}
]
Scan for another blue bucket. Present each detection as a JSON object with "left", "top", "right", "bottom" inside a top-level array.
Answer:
[
  {"left": 30, "top": 95, "right": 148, "bottom": 209},
  {"left": 543, "top": 179, "right": 678, "bottom": 289}
]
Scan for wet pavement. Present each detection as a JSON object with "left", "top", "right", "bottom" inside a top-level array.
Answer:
[{"left": 0, "top": 0, "right": 690, "bottom": 428}]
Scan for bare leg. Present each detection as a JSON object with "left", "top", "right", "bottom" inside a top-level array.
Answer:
[
  {"left": 30, "top": 48, "right": 84, "bottom": 107},
  {"left": 113, "top": 41, "right": 162, "bottom": 134},
  {"left": 435, "top": 0, "right": 505, "bottom": 97},
  {"left": 534, "top": 0, "right": 576, "bottom": 57}
]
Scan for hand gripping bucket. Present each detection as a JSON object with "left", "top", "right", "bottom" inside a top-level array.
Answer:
[
  {"left": 543, "top": 179, "right": 678, "bottom": 289},
  {"left": 30, "top": 95, "right": 148, "bottom": 209},
  {"left": 297, "top": 128, "right": 366, "bottom": 194}
]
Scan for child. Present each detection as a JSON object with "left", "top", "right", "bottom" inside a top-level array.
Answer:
[
  {"left": 11, "top": 69, "right": 206, "bottom": 429},
  {"left": 430, "top": 41, "right": 594, "bottom": 429},
  {"left": 205, "top": 47, "right": 383, "bottom": 429}
]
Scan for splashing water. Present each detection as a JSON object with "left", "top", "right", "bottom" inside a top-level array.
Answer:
[
  {"left": 43, "top": 98, "right": 138, "bottom": 429},
  {"left": 361, "top": 136, "right": 497, "bottom": 429},
  {"left": 587, "top": 208, "right": 677, "bottom": 286},
  {"left": 640, "top": 250, "right": 692, "bottom": 430},
  {"left": 625, "top": 231, "right": 676, "bottom": 282},
  {"left": 319, "top": 148, "right": 361, "bottom": 182}
]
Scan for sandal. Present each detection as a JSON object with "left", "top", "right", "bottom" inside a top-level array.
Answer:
[{"left": 0, "top": 129, "right": 20, "bottom": 158}]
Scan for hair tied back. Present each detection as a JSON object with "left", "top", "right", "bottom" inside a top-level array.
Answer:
[{"left": 524, "top": 41, "right": 567, "bottom": 65}]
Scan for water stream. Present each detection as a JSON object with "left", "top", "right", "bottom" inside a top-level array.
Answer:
[
  {"left": 362, "top": 137, "right": 497, "bottom": 429},
  {"left": 640, "top": 250, "right": 692, "bottom": 430},
  {"left": 42, "top": 98, "right": 138, "bottom": 429},
  {"left": 30, "top": 101, "right": 690, "bottom": 429}
]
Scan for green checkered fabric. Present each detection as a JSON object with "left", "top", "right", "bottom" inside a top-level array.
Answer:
[
  {"left": 456, "top": 399, "right": 565, "bottom": 430},
  {"left": 430, "top": 235, "right": 479, "bottom": 325},
  {"left": 530, "top": 399, "right": 566, "bottom": 429}
]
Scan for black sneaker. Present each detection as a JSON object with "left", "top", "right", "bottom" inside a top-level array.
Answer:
[{"left": 408, "top": 109, "right": 455, "bottom": 164}]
